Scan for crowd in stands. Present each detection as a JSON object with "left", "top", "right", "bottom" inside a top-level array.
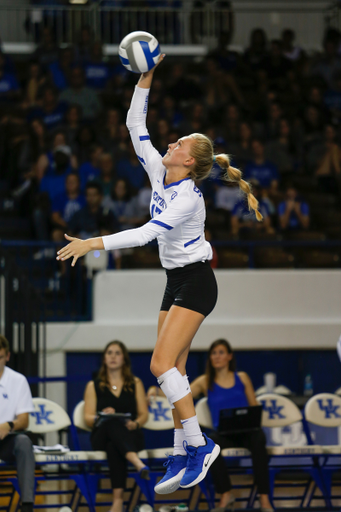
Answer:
[{"left": 0, "top": 24, "right": 341, "bottom": 267}]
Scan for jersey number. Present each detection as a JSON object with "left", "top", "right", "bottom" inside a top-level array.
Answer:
[{"left": 151, "top": 204, "right": 162, "bottom": 218}]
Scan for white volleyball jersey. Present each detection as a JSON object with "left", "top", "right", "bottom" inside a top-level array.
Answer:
[{"left": 103, "top": 86, "right": 213, "bottom": 269}]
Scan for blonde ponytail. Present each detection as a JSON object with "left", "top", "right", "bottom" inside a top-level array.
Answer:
[{"left": 215, "top": 154, "right": 263, "bottom": 222}]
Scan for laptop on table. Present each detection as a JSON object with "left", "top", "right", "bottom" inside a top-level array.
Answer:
[{"left": 218, "top": 405, "right": 262, "bottom": 435}]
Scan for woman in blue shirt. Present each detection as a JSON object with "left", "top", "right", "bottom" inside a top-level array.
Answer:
[{"left": 190, "top": 339, "right": 272, "bottom": 512}]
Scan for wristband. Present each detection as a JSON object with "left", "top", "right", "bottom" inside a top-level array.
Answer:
[{"left": 7, "top": 421, "right": 14, "bottom": 432}]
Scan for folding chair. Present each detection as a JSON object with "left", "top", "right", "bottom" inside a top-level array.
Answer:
[
  {"left": 258, "top": 393, "right": 327, "bottom": 508},
  {"left": 194, "top": 397, "right": 257, "bottom": 510},
  {"left": 72, "top": 400, "right": 152, "bottom": 511},
  {"left": 304, "top": 393, "right": 341, "bottom": 507},
  {"left": 255, "top": 385, "right": 292, "bottom": 396},
  {"left": 0, "top": 398, "right": 91, "bottom": 512}
]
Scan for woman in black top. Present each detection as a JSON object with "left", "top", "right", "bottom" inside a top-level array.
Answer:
[{"left": 84, "top": 340, "right": 149, "bottom": 512}]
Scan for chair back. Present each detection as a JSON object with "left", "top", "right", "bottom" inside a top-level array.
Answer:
[
  {"left": 304, "top": 393, "right": 341, "bottom": 427},
  {"left": 143, "top": 396, "right": 174, "bottom": 430},
  {"left": 73, "top": 400, "right": 91, "bottom": 432},
  {"left": 195, "top": 397, "right": 213, "bottom": 429},
  {"left": 29, "top": 398, "right": 71, "bottom": 433},
  {"left": 257, "top": 393, "right": 302, "bottom": 427},
  {"left": 255, "top": 385, "right": 292, "bottom": 396}
]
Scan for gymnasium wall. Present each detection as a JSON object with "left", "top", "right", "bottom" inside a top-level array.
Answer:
[{"left": 44, "top": 270, "right": 341, "bottom": 415}]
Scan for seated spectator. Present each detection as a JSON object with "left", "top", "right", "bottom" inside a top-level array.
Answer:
[
  {"left": 17, "top": 118, "right": 48, "bottom": 174},
  {"left": 105, "top": 178, "right": 145, "bottom": 230},
  {"left": 259, "top": 39, "right": 292, "bottom": 92},
  {"left": 75, "top": 25, "right": 93, "bottom": 64},
  {"left": 117, "top": 142, "right": 146, "bottom": 193},
  {"left": 265, "top": 102, "right": 282, "bottom": 140},
  {"left": 167, "top": 62, "right": 202, "bottom": 103},
  {"left": 311, "top": 28, "right": 341, "bottom": 88},
  {"left": 221, "top": 104, "right": 241, "bottom": 144},
  {"left": 301, "top": 104, "right": 325, "bottom": 149},
  {"left": 181, "top": 103, "right": 207, "bottom": 135},
  {"left": 33, "top": 26, "right": 58, "bottom": 68},
  {"left": 63, "top": 104, "right": 82, "bottom": 152},
  {"left": 215, "top": 182, "right": 241, "bottom": 224},
  {"left": 0, "top": 335, "right": 35, "bottom": 512},
  {"left": 48, "top": 47, "right": 74, "bottom": 91},
  {"left": 231, "top": 181, "right": 274, "bottom": 236},
  {"left": 51, "top": 172, "right": 86, "bottom": 240},
  {"left": 314, "top": 124, "right": 341, "bottom": 194},
  {"left": 79, "top": 143, "right": 103, "bottom": 191},
  {"left": 84, "top": 41, "right": 111, "bottom": 91},
  {"left": 278, "top": 185, "right": 310, "bottom": 231},
  {"left": 155, "top": 119, "right": 170, "bottom": 155},
  {"left": 36, "top": 130, "right": 77, "bottom": 180},
  {"left": 160, "top": 95, "right": 183, "bottom": 130},
  {"left": 84, "top": 341, "right": 149, "bottom": 512},
  {"left": 0, "top": 52, "right": 20, "bottom": 103},
  {"left": 59, "top": 66, "right": 102, "bottom": 121},
  {"left": 22, "top": 61, "right": 46, "bottom": 109},
  {"left": 98, "top": 108, "right": 121, "bottom": 154},
  {"left": 28, "top": 86, "right": 67, "bottom": 131},
  {"left": 98, "top": 152, "right": 116, "bottom": 201},
  {"left": 148, "top": 338, "right": 272, "bottom": 512},
  {"left": 243, "top": 28, "right": 268, "bottom": 72},
  {"left": 243, "top": 139, "right": 279, "bottom": 191},
  {"left": 265, "top": 118, "right": 299, "bottom": 175},
  {"left": 228, "top": 121, "right": 253, "bottom": 169},
  {"left": 281, "top": 28, "right": 305, "bottom": 64},
  {"left": 324, "top": 70, "right": 341, "bottom": 124},
  {"left": 68, "top": 181, "right": 118, "bottom": 239},
  {"left": 75, "top": 124, "right": 97, "bottom": 164}
]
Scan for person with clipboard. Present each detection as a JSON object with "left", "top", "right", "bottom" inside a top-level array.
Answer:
[{"left": 84, "top": 340, "right": 149, "bottom": 512}]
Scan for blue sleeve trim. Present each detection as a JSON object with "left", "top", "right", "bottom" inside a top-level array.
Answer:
[
  {"left": 150, "top": 219, "right": 173, "bottom": 230},
  {"left": 139, "top": 135, "right": 150, "bottom": 141},
  {"left": 137, "top": 154, "right": 146, "bottom": 165},
  {"left": 184, "top": 235, "right": 200, "bottom": 248}
]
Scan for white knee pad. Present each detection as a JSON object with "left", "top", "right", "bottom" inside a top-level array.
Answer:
[{"left": 157, "top": 367, "right": 191, "bottom": 405}]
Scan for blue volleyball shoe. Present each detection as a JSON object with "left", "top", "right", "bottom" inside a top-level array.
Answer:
[
  {"left": 154, "top": 454, "right": 187, "bottom": 494},
  {"left": 180, "top": 433, "right": 220, "bottom": 488}
]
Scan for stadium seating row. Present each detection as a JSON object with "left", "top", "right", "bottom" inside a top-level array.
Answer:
[{"left": 1, "top": 393, "right": 341, "bottom": 511}]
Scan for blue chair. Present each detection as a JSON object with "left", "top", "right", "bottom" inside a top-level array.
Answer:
[
  {"left": 258, "top": 393, "right": 328, "bottom": 508},
  {"left": 304, "top": 392, "right": 341, "bottom": 508}
]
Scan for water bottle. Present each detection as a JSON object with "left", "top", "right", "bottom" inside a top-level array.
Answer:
[{"left": 304, "top": 374, "right": 313, "bottom": 396}]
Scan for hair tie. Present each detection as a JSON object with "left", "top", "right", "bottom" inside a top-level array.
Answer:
[{"left": 213, "top": 155, "right": 216, "bottom": 162}]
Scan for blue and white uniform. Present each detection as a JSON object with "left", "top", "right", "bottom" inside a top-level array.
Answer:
[{"left": 103, "top": 86, "right": 212, "bottom": 270}]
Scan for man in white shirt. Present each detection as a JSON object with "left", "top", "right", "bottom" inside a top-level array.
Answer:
[{"left": 0, "top": 335, "right": 35, "bottom": 512}]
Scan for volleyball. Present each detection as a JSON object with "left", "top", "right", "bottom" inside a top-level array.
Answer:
[{"left": 118, "top": 31, "right": 161, "bottom": 73}]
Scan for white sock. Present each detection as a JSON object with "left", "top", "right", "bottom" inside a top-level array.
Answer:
[
  {"left": 180, "top": 415, "right": 205, "bottom": 447},
  {"left": 173, "top": 428, "right": 187, "bottom": 456}
]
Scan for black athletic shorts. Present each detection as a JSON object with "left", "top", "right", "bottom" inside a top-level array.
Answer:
[{"left": 160, "top": 260, "right": 218, "bottom": 317}]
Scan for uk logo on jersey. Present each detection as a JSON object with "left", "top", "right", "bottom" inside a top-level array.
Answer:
[
  {"left": 2, "top": 393, "right": 8, "bottom": 399},
  {"left": 31, "top": 404, "right": 54, "bottom": 425},
  {"left": 317, "top": 399, "right": 341, "bottom": 419},
  {"left": 148, "top": 400, "right": 171, "bottom": 422},
  {"left": 260, "top": 399, "right": 286, "bottom": 419}
]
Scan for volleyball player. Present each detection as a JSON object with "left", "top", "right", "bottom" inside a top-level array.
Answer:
[{"left": 56, "top": 55, "right": 262, "bottom": 493}]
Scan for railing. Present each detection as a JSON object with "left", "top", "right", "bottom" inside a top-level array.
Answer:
[
  {"left": 0, "top": 238, "right": 340, "bottom": 323},
  {"left": 0, "top": 241, "right": 91, "bottom": 322},
  {"left": 0, "top": 0, "right": 335, "bottom": 51}
]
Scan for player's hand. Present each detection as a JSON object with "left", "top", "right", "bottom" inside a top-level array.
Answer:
[
  {"left": 142, "top": 53, "right": 165, "bottom": 78},
  {"left": 56, "top": 234, "right": 91, "bottom": 267},
  {"left": 125, "top": 419, "right": 138, "bottom": 430}
]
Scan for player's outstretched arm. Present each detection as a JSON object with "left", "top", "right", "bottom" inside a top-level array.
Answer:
[
  {"left": 56, "top": 234, "right": 104, "bottom": 267},
  {"left": 137, "top": 53, "right": 165, "bottom": 89}
]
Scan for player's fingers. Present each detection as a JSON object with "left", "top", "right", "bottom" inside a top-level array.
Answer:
[
  {"left": 65, "top": 234, "right": 76, "bottom": 241},
  {"left": 71, "top": 255, "right": 79, "bottom": 267}
]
